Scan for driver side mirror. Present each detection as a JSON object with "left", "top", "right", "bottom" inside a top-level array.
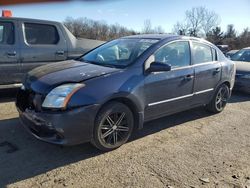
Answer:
[{"left": 147, "top": 62, "right": 171, "bottom": 73}]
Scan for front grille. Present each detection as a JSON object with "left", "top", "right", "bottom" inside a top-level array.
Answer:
[{"left": 16, "top": 88, "right": 43, "bottom": 112}]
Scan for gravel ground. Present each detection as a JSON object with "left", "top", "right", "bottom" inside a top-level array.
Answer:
[{"left": 0, "top": 91, "right": 249, "bottom": 188}]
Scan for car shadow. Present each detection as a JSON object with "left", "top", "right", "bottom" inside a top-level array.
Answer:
[
  {"left": 0, "top": 93, "right": 248, "bottom": 187},
  {"left": 0, "top": 107, "right": 212, "bottom": 187},
  {"left": 228, "top": 91, "right": 250, "bottom": 103},
  {"left": 0, "top": 117, "right": 104, "bottom": 187},
  {"left": 131, "top": 107, "right": 212, "bottom": 140},
  {"left": 0, "top": 88, "right": 18, "bottom": 103}
]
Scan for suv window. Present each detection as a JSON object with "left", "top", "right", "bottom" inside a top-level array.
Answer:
[
  {"left": 24, "top": 23, "right": 59, "bottom": 45},
  {"left": 154, "top": 41, "right": 190, "bottom": 68},
  {"left": 0, "top": 22, "right": 14, "bottom": 45},
  {"left": 193, "top": 42, "right": 213, "bottom": 64}
]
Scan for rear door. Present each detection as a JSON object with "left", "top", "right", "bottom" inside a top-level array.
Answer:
[
  {"left": 0, "top": 20, "right": 21, "bottom": 85},
  {"left": 191, "top": 41, "right": 221, "bottom": 105},
  {"left": 20, "top": 21, "right": 67, "bottom": 74}
]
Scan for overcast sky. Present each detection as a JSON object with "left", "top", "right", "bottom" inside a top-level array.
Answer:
[{"left": 1, "top": 0, "right": 250, "bottom": 33}]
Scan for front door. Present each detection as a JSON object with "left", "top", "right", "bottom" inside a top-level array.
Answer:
[
  {"left": 144, "top": 41, "right": 194, "bottom": 121},
  {"left": 0, "top": 20, "right": 21, "bottom": 85}
]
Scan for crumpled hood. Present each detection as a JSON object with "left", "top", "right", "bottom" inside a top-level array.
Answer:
[
  {"left": 235, "top": 61, "right": 250, "bottom": 73},
  {"left": 24, "top": 60, "right": 119, "bottom": 94}
]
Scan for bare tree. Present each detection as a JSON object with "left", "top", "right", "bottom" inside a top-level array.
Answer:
[
  {"left": 154, "top": 26, "right": 165, "bottom": 34},
  {"left": 63, "top": 17, "right": 137, "bottom": 41},
  {"left": 173, "top": 7, "right": 220, "bottom": 37},
  {"left": 142, "top": 19, "right": 153, "bottom": 34},
  {"left": 64, "top": 17, "right": 84, "bottom": 38},
  {"left": 202, "top": 10, "right": 220, "bottom": 37},
  {"left": 185, "top": 7, "right": 206, "bottom": 36},
  {"left": 173, "top": 21, "right": 189, "bottom": 35}
]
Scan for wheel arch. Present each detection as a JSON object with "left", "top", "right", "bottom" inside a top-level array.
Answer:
[
  {"left": 97, "top": 95, "right": 144, "bottom": 130},
  {"left": 215, "top": 80, "right": 231, "bottom": 91},
  {"left": 222, "top": 81, "right": 231, "bottom": 89}
]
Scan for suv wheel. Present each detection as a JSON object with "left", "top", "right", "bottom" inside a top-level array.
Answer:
[
  {"left": 206, "top": 84, "right": 230, "bottom": 113},
  {"left": 91, "top": 102, "right": 134, "bottom": 151}
]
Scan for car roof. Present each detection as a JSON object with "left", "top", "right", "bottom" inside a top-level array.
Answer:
[
  {"left": 243, "top": 47, "right": 250, "bottom": 50},
  {"left": 0, "top": 17, "right": 60, "bottom": 24},
  {"left": 227, "top": 50, "right": 239, "bottom": 53},
  {"left": 123, "top": 34, "right": 214, "bottom": 45},
  {"left": 123, "top": 34, "right": 180, "bottom": 40}
]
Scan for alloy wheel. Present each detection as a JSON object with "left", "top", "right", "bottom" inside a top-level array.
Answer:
[
  {"left": 99, "top": 112, "right": 130, "bottom": 146},
  {"left": 215, "top": 86, "right": 229, "bottom": 111}
]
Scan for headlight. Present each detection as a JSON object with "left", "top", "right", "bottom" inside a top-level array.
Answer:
[{"left": 42, "top": 83, "right": 85, "bottom": 109}]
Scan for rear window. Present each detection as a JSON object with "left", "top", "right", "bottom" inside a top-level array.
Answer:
[
  {"left": 24, "top": 23, "right": 59, "bottom": 45},
  {"left": 0, "top": 22, "right": 14, "bottom": 45}
]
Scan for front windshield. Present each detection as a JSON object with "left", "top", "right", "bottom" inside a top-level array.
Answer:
[
  {"left": 231, "top": 49, "right": 250, "bottom": 62},
  {"left": 81, "top": 38, "right": 159, "bottom": 68}
]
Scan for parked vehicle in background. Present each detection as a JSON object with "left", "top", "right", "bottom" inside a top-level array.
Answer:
[
  {"left": 231, "top": 47, "right": 250, "bottom": 62},
  {"left": 231, "top": 47, "right": 250, "bottom": 93},
  {"left": 0, "top": 14, "right": 104, "bottom": 88},
  {"left": 217, "top": 45, "right": 229, "bottom": 54},
  {"left": 234, "top": 62, "right": 250, "bottom": 93},
  {"left": 16, "top": 34, "right": 236, "bottom": 151},
  {"left": 226, "top": 50, "right": 239, "bottom": 59}
]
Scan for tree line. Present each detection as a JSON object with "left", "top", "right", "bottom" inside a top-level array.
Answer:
[
  {"left": 63, "top": 7, "right": 250, "bottom": 50},
  {"left": 173, "top": 7, "right": 250, "bottom": 50},
  {"left": 64, "top": 17, "right": 137, "bottom": 41},
  {"left": 63, "top": 17, "right": 165, "bottom": 41}
]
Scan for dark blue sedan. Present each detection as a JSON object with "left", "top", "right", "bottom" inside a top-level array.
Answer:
[
  {"left": 16, "top": 34, "right": 236, "bottom": 151},
  {"left": 231, "top": 47, "right": 250, "bottom": 93}
]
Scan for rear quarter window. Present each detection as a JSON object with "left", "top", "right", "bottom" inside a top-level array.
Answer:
[
  {"left": 24, "top": 23, "right": 59, "bottom": 45},
  {"left": 212, "top": 48, "right": 217, "bottom": 61}
]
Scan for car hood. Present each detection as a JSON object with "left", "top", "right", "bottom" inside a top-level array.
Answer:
[
  {"left": 235, "top": 61, "right": 250, "bottom": 73},
  {"left": 24, "top": 60, "right": 120, "bottom": 94}
]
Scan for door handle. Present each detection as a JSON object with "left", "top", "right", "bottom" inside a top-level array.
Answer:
[
  {"left": 7, "top": 51, "right": 16, "bottom": 57},
  {"left": 56, "top": 51, "right": 65, "bottom": 56},
  {"left": 184, "top": 74, "right": 194, "bottom": 81},
  {"left": 214, "top": 68, "right": 221, "bottom": 74}
]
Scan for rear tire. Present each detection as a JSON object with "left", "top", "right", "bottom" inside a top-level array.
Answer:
[
  {"left": 206, "top": 84, "right": 230, "bottom": 113},
  {"left": 91, "top": 102, "right": 134, "bottom": 151}
]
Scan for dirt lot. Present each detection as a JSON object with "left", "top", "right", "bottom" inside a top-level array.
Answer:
[{"left": 0, "top": 91, "right": 250, "bottom": 188}]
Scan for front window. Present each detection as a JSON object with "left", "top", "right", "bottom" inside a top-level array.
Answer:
[
  {"left": 154, "top": 41, "right": 191, "bottom": 68},
  {"left": 0, "top": 22, "right": 14, "bottom": 45},
  {"left": 81, "top": 38, "right": 159, "bottom": 68},
  {"left": 231, "top": 49, "right": 250, "bottom": 62}
]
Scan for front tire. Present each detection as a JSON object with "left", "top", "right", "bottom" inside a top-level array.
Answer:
[
  {"left": 91, "top": 102, "right": 134, "bottom": 151},
  {"left": 206, "top": 84, "right": 230, "bottom": 113}
]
